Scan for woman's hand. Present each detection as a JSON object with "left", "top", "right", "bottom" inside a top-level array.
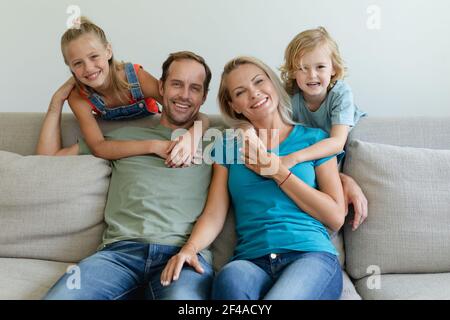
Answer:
[
  {"left": 160, "top": 243, "right": 204, "bottom": 286},
  {"left": 240, "top": 132, "right": 284, "bottom": 179}
]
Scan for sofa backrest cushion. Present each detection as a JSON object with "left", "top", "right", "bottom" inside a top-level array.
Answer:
[
  {"left": 0, "top": 151, "right": 110, "bottom": 263},
  {"left": 343, "top": 140, "right": 450, "bottom": 279}
]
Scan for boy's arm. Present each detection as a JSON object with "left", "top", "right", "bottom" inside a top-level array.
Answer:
[
  {"left": 281, "top": 124, "right": 349, "bottom": 168},
  {"left": 166, "top": 112, "right": 210, "bottom": 167},
  {"left": 340, "top": 173, "right": 368, "bottom": 231}
]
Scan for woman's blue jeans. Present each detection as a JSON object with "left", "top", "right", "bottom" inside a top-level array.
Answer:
[
  {"left": 44, "top": 241, "right": 213, "bottom": 300},
  {"left": 212, "top": 251, "right": 342, "bottom": 300}
]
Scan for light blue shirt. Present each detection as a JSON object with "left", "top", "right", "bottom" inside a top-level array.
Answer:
[
  {"left": 212, "top": 125, "right": 339, "bottom": 260},
  {"left": 291, "top": 80, "right": 367, "bottom": 133}
]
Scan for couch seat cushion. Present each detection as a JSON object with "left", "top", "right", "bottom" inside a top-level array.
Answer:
[
  {"left": 0, "top": 258, "right": 70, "bottom": 300},
  {"left": 354, "top": 273, "right": 450, "bottom": 300}
]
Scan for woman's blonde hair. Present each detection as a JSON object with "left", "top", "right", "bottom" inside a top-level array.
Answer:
[
  {"left": 60, "top": 16, "right": 129, "bottom": 102},
  {"left": 280, "top": 26, "right": 346, "bottom": 95},
  {"left": 218, "top": 56, "right": 295, "bottom": 129}
]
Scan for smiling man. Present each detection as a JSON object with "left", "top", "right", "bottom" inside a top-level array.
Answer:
[{"left": 41, "top": 51, "right": 215, "bottom": 300}]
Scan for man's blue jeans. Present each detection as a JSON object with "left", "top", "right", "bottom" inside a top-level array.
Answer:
[
  {"left": 44, "top": 241, "right": 213, "bottom": 300},
  {"left": 212, "top": 251, "right": 342, "bottom": 300}
]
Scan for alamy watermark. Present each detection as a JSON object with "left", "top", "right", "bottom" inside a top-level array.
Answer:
[
  {"left": 367, "top": 5, "right": 381, "bottom": 30},
  {"left": 66, "top": 5, "right": 81, "bottom": 29},
  {"left": 65, "top": 264, "right": 81, "bottom": 290},
  {"left": 366, "top": 265, "right": 381, "bottom": 290}
]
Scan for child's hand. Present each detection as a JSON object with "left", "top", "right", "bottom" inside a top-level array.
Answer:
[
  {"left": 51, "top": 77, "right": 76, "bottom": 105},
  {"left": 152, "top": 140, "right": 177, "bottom": 160},
  {"left": 280, "top": 153, "right": 300, "bottom": 169},
  {"left": 341, "top": 174, "right": 368, "bottom": 231}
]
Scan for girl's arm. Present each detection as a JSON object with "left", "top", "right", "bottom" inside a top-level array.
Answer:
[
  {"left": 243, "top": 136, "right": 346, "bottom": 232},
  {"left": 68, "top": 91, "right": 172, "bottom": 160},
  {"left": 281, "top": 124, "right": 349, "bottom": 168},
  {"left": 36, "top": 78, "right": 79, "bottom": 156},
  {"left": 166, "top": 113, "right": 210, "bottom": 167},
  {"left": 160, "top": 163, "right": 230, "bottom": 285}
]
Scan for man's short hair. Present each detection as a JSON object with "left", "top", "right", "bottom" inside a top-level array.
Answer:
[{"left": 160, "top": 51, "right": 212, "bottom": 97}]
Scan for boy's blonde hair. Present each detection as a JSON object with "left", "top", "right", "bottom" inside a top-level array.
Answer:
[
  {"left": 61, "top": 16, "right": 129, "bottom": 102},
  {"left": 218, "top": 56, "right": 295, "bottom": 129},
  {"left": 280, "top": 26, "right": 346, "bottom": 95}
]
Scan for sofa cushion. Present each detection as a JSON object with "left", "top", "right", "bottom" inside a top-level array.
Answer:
[
  {"left": 0, "top": 258, "right": 70, "bottom": 300},
  {"left": 0, "top": 151, "right": 110, "bottom": 263},
  {"left": 354, "top": 273, "right": 450, "bottom": 300},
  {"left": 343, "top": 140, "right": 450, "bottom": 279}
]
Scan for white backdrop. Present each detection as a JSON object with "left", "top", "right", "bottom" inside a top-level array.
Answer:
[{"left": 1, "top": 0, "right": 449, "bottom": 116}]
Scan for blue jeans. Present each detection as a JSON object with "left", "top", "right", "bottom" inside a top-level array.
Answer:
[
  {"left": 44, "top": 241, "right": 213, "bottom": 300},
  {"left": 212, "top": 251, "right": 342, "bottom": 300}
]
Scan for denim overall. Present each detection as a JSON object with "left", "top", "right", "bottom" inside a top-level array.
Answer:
[{"left": 87, "top": 63, "right": 158, "bottom": 120}]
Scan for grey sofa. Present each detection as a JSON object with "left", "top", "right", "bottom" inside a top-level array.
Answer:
[{"left": 0, "top": 112, "right": 449, "bottom": 300}]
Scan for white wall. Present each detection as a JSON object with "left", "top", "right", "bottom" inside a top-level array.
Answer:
[{"left": 1, "top": 0, "right": 450, "bottom": 116}]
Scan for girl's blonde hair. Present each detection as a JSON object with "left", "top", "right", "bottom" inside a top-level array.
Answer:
[
  {"left": 60, "top": 16, "right": 129, "bottom": 102},
  {"left": 280, "top": 26, "right": 346, "bottom": 95},
  {"left": 218, "top": 56, "right": 295, "bottom": 129}
]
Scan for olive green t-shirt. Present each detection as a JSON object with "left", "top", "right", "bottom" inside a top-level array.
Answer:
[{"left": 79, "top": 124, "right": 213, "bottom": 263}]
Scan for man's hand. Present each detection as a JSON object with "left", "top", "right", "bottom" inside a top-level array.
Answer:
[
  {"left": 166, "top": 133, "right": 202, "bottom": 168},
  {"left": 341, "top": 173, "right": 368, "bottom": 230}
]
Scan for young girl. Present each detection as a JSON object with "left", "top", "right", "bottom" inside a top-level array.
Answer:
[
  {"left": 47, "top": 17, "right": 207, "bottom": 165},
  {"left": 280, "top": 26, "right": 368, "bottom": 230}
]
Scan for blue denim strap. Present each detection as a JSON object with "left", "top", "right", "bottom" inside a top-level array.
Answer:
[
  {"left": 125, "top": 63, "right": 145, "bottom": 101},
  {"left": 88, "top": 92, "right": 107, "bottom": 115}
]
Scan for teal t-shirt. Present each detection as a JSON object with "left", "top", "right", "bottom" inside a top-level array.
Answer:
[
  {"left": 78, "top": 125, "right": 213, "bottom": 263},
  {"left": 213, "top": 125, "right": 338, "bottom": 260},
  {"left": 291, "top": 80, "right": 367, "bottom": 133}
]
